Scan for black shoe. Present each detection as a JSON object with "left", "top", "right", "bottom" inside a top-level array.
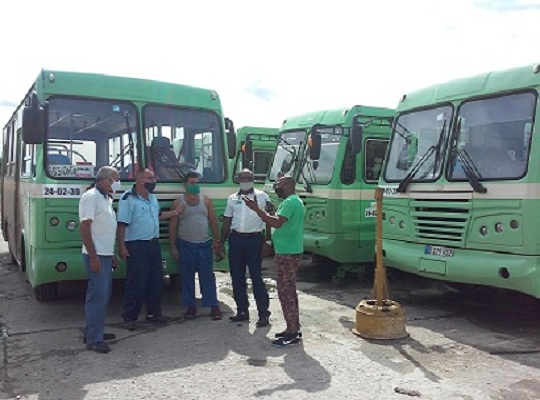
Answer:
[
  {"left": 87, "top": 341, "right": 111, "bottom": 354},
  {"left": 271, "top": 335, "right": 302, "bottom": 348},
  {"left": 184, "top": 307, "right": 197, "bottom": 319},
  {"left": 122, "top": 320, "right": 138, "bottom": 331},
  {"left": 229, "top": 312, "right": 249, "bottom": 322},
  {"left": 256, "top": 317, "right": 270, "bottom": 328},
  {"left": 145, "top": 314, "right": 171, "bottom": 324},
  {"left": 83, "top": 333, "right": 116, "bottom": 344},
  {"left": 275, "top": 330, "right": 302, "bottom": 339}
]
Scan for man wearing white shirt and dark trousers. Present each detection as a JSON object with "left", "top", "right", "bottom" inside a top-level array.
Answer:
[{"left": 219, "top": 169, "right": 272, "bottom": 327}]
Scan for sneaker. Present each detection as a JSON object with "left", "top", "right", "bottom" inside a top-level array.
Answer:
[
  {"left": 145, "top": 314, "right": 171, "bottom": 324},
  {"left": 87, "top": 341, "right": 111, "bottom": 354},
  {"left": 229, "top": 312, "right": 249, "bottom": 322},
  {"left": 210, "top": 306, "right": 222, "bottom": 320},
  {"left": 83, "top": 333, "right": 116, "bottom": 344},
  {"left": 271, "top": 335, "right": 302, "bottom": 348},
  {"left": 184, "top": 307, "right": 197, "bottom": 319},
  {"left": 274, "top": 330, "right": 302, "bottom": 339}
]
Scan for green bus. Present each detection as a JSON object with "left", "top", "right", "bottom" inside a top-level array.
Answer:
[
  {"left": 230, "top": 126, "right": 279, "bottom": 186},
  {"left": 265, "top": 105, "right": 393, "bottom": 272},
  {"left": 1, "top": 70, "right": 236, "bottom": 300},
  {"left": 380, "top": 63, "right": 540, "bottom": 298}
]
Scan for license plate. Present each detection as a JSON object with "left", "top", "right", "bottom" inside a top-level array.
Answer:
[{"left": 424, "top": 245, "right": 454, "bottom": 257}]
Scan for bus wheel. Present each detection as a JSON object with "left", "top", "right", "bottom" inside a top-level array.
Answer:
[{"left": 34, "top": 283, "right": 59, "bottom": 301}]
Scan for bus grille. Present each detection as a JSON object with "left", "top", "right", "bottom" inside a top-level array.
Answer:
[{"left": 410, "top": 198, "right": 471, "bottom": 245}]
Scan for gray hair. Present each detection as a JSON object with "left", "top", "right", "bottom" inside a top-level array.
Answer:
[{"left": 96, "top": 166, "right": 118, "bottom": 182}]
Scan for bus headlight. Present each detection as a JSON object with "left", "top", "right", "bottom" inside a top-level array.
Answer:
[
  {"left": 495, "top": 222, "right": 503, "bottom": 233},
  {"left": 66, "top": 221, "right": 78, "bottom": 231},
  {"left": 389, "top": 216, "right": 396, "bottom": 225},
  {"left": 50, "top": 217, "right": 60, "bottom": 226},
  {"left": 399, "top": 221, "right": 406, "bottom": 229},
  {"left": 510, "top": 220, "right": 519, "bottom": 229},
  {"left": 55, "top": 262, "right": 67, "bottom": 273},
  {"left": 480, "top": 226, "right": 488, "bottom": 236}
]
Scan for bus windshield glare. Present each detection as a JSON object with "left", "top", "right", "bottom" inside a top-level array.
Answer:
[
  {"left": 143, "top": 105, "right": 225, "bottom": 183},
  {"left": 46, "top": 98, "right": 138, "bottom": 180},
  {"left": 302, "top": 126, "right": 341, "bottom": 185},
  {"left": 448, "top": 92, "right": 535, "bottom": 181},
  {"left": 269, "top": 130, "right": 306, "bottom": 181},
  {"left": 384, "top": 105, "right": 452, "bottom": 183}
]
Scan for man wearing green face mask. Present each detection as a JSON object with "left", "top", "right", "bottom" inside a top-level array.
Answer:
[{"left": 168, "top": 171, "right": 222, "bottom": 320}]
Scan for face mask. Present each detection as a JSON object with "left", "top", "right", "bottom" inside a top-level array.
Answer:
[
  {"left": 110, "top": 179, "right": 122, "bottom": 193},
  {"left": 186, "top": 184, "right": 200, "bottom": 195},
  {"left": 144, "top": 182, "right": 156, "bottom": 193},
  {"left": 240, "top": 181, "right": 254, "bottom": 192}
]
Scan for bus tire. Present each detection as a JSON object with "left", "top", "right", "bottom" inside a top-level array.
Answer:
[
  {"left": 20, "top": 238, "right": 27, "bottom": 272},
  {"left": 34, "top": 283, "right": 59, "bottom": 301}
]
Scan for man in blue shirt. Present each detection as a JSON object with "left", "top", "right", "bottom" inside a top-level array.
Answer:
[{"left": 117, "top": 168, "right": 181, "bottom": 330}]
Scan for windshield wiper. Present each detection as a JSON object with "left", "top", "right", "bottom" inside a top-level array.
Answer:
[
  {"left": 398, "top": 121, "right": 448, "bottom": 192},
  {"left": 455, "top": 149, "right": 487, "bottom": 193},
  {"left": 397, "top": 145, "right": 437, "bottom": 193},
  {"left": 418, "top": 120, "right": 447, "bottom": 179}
]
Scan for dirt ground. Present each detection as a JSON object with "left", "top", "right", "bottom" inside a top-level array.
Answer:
[{"left": 1, "top": 239, "right": 539, "bottom": 400}]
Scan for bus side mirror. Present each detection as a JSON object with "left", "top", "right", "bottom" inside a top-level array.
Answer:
[
  {"left": 309, "top": 131, "right": 321, "bottom": 160},
  {"left": 350, "top": 126, "right": 363, "bottom": 154},
  {"left": 22, "top": 92, "right": 45, "bottom": 144},
  {"left": 244, "top": 139, "right": 253, "bottom": 163},
  {"left": 225, "top": 117, "right": 236, "bottom": 159}
]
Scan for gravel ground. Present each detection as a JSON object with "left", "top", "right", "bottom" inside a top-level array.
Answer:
[{"left": 1, "top": 246, "right": 539, "bottom": 400}]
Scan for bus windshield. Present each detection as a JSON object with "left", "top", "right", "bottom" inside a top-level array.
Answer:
[
  {"left": 384, "top": 105, "right": 452, "bottom": 182},
  {"left": 143, "top": 105, "right": 225, "bottom": 183},
  {"left": 302, "top": 127, "right": 341, "bottom": 185},
  {"left": 46, "top": 98, "right": 138, "bottom": 180},
  {"left": 448, "top": 92, "right": 535, "bottom": 181},
  {"left": 268, "top": 130, "right": 306, "bottom": 181}
]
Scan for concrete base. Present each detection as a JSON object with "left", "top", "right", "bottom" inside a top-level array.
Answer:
[{"left": 352, "top": 299, "right": 409, "bottom": 340}]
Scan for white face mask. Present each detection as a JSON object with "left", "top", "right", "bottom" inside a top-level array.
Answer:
[
  {"left": 110, "top": 179, "right": 122, "bottom": 193},
  {"left": 240, "top": 181, "right": 254, "bottom": 192}
]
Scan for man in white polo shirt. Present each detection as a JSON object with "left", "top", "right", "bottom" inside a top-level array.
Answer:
[
  {"left": 79, "top": 166, "right": 120, "bottom": 354},
  {"left": 218, "top": 169, "right": 273, "bottom": 327}
]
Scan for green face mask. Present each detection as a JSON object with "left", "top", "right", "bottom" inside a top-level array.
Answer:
[{"left": 186, "top": 184, "right": 200, "bottom": 195}]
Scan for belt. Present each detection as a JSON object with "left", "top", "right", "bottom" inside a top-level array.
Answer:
[
  {"left": 231, "top": 230, "right": 262, "bottom": 238},
  {"left": 127, "top": 238, "right": 159, "bottom": 243}
]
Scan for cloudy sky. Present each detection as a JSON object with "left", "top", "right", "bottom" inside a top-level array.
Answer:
[{"left": 0, "top": 0, "right": 539, "bottom": 133}]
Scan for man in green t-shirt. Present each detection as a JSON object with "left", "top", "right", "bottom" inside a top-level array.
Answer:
[{"left": 243, "top": 176, "right": 305, "bottom": 347}]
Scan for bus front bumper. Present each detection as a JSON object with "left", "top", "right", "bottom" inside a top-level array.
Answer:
[{"left": 383, "top": 239, "right": 540, "bottom": 298}]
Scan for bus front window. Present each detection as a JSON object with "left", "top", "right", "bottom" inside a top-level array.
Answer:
[
  {"left": 46, "top": 98, "right": 138, "bottom": 180},
  {"left": 143, "top": 106, "right": 225, "bottom": 183},
  {"left": 269, "top": 130, "right": 306, "bottom": 181},
  {"left": 384, "top": 105, "right": 452, "bottom": 183},
  {"left": 448, "top": 92, "right": 535, "bottom": 181},
  {"left": 303, "top": 128, "right": 341, "bottom": 185}
]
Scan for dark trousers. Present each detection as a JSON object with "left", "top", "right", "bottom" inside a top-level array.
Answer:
[
  {"left": 228, "top": 232, "right": 269, "bottom": 318},
  {"left": 121, "top": 239, "right": 163, "bottom": 321}
]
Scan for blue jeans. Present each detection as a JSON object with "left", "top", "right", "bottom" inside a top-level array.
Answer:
[
  {"left": 176, "top": 238, "right": 219, "bottom": 308},
  {"left": 83, "top": 254, "right": 113, "bottom": 345},
  {"left": 228, "top": 232, "right": 269, "bottom": 318},
  {"left": 121, "top": 239, "right": 163, "bottom": 321}
]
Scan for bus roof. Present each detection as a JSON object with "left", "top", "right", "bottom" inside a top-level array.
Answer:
[
  {"left": 397, "top": 62, "right": 540, "bottom": 111},
  {"left": 36, "top": 69, "right": 222, "bottom": 111},
  {"left": 280, "top": 105, "right": 394, "bottom": 131},
  {"left": 236, "top": 126, "right": 279, "bottom": 140}
]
